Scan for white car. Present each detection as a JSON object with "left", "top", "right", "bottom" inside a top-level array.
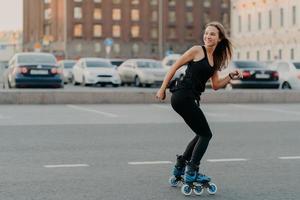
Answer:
[
  {"left": 272, "top": 61, "right": 300, "bottom": 89},
  {"left": 58, "top": 60, "right": 76, "bottom": 84},
  {"left": 161, "top": 54, "right": 187, "bottom": 79},
  {"left": 118, "top": 59, "right": 167, "bottom": 87},
  {"left": 72, "top": 58, "right": 121, "bottom": 87}
]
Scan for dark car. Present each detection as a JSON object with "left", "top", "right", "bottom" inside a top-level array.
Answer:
[
  {"left": 5, "top": 52, "right": 63, "bottom": 88},
  {"left": 226, "top": 60, "right": 280, "bottom": 89}
]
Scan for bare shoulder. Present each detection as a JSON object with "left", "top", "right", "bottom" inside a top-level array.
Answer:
[{"left": 190, "top": 45, "right": 204, "bottom": 61}]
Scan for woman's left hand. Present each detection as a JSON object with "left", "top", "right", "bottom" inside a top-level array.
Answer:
[{"left": 229, "top": 70, "right": 243, "bottom": 80}]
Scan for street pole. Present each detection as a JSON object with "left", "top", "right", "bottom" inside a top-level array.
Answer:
[
  {"left": 64, "top": 0, "right": 68, "bottom": 59},
  {"left": 158, "top": 0, "right": 163, "bottom": 59}
]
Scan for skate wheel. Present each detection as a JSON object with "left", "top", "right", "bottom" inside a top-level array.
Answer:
[
  {"left": 168, "top": 176, "right": 179, "bottom": 187},
  {"left": 181, "top": 184, "right": 192, "bottom": 196},
  {"left": 193, "top": 183, "right": 204, "bottom": 195},
  {"left": 206, "top": 183, "right": 217, "bottom": 195}
]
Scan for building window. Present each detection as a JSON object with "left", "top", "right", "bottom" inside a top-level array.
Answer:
[
  {"left": 74, "top": 7, "right": 82, "bottom": 19},
  {"left": 131, "top": 0, "right": 139, "bottom": 5},
  {"left": 267, "top": 50, "right": 271, "bottom": 60},
  {"left": 203, "top": 0, "right": 210, "bottom": 8},
  {"left": 151, "top": 11, "right": 158, "bottom": 22},
  {"left": 44, "top": 8, "right": 52, "bottom": 20},
  {"left": 112, "top": 9, "right": 121, "bottom": 21},
  {"left": 256, "top": 51, "right": 260, "bottom": 61},
  {"left": 113, "top": 43, "right": 120, "bottom": 53},
  {"left": 292, "top": 6, "right": 296, "bottom": 25},
  {"left": 150, "top": 0, "right": 157, "bottom": 6},
  {"left": 94, "top": 0, "right": 102, "bottom": 3},
  {"left": 94, "top": 8, "right": 102, "bottom": 20},
  {"left": 204, "top": 12, "right": 210, "bottom": 24},
  {"left": 132, "top": 43, "right": 139, "bottom": 54},
  {"left": 131, "top": 9, "right": 140, "bottom": 21},
  {"left": 112, "top": 25, "right": 121, "bottom": 37},
  {"left": 76, "top": 43, "right": 82, "bottom": 52},
  {"left": 94, "top": 43, "right": 102, "bottom": 52},
  {"left": 269, "top": 10, "right": 272, "bottom": 28},
  {"left": 222, "top": 13, "right": 229, "bottom": 29},
  {"left": 44, "top": 25, "right": 51, "bottom": 35},
  {"left": 280, "top": 8, "right": 284, "bottom": 27},
  {"left": 169, "top": 0, "right": 176, "bottom": 7},
  {"left": 112, "top": 0, "right": 121, "bottom": 4},
  {"left": 186, "top": 12, "right": 193, "bottom": 24},
  {"left": 258, "top": 12, "right": 261, "bottom": 30},
  {"left": 151, "top": 28, "right": 158, "bottom": 39},
  {"left": 237, "top": 52, "right": 240, "bottom": 60},
  {"left": 248, "top": 14, "right": 251, "bottom": 31},
  {"left": 93, "top": 25, "right": 102, "bottom": 37},
  {"left": 278, "top": 49, "right": 282, "bottom": 59},
  {"left": 221, "top": 0, "right": 229, "bottom": 8},
  {"left": 169, "top": 28, "right": 176, "bottom": 39},
  {"left": 186, "top": 0, "right": 193, "bottom": 7},
  {"left": 246, "top": 52, "right": 250, "bottom": 59},
  {"left": 131, "top": 25, "right": 140, "bottom": 38},
  {"left": 185, "top": 29, "right": 193, "bottom": 39},
  {"left": 238, "top": 15, "right": 241, "bottom": 32},
  {"left": 169, "top": 11, "right": 176, "bottom": 23},
  {"left": 291, "top": 48, "right": 294, "bottom": 60},
  {"left": 74, "top": 24, "right": 83, "bottom": 37}
]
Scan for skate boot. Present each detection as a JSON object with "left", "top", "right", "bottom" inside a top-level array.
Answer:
[
  {"left": 181, "top": 162, "right": 217, "bottom": 196},
  {"left": 168, "top": 155, "right": 186, "bottom": 187}
]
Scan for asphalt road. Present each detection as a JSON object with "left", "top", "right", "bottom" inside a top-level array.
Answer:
[{"left": 0, "top": 103, "right": 300, "bottom": 200}]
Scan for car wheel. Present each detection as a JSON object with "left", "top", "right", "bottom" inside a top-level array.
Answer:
[
  {"left": 73, "top": 77, "right": 79, "bottom": 86},
  {"left": 81, "top": 76, "right": 86, "bottom": 86},
  {"left": 282, "top": 82, "right": 291, "bottom": 89},
  {"left": 134, "top": 76, "right": 142, "bottom": 87}
]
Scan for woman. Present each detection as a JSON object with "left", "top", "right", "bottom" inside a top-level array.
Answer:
[{"left": 156, "top": 22, "right": 242, "bottom": 186}]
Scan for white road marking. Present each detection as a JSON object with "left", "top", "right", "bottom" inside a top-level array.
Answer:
[
  {"left": 44, "top": 164, "right": 89, "bottom": 168},
  {"left": 207, "top": 158, "right": 248, "bottom": 162},
  {"left": 66, "top": 105, "right": 118, "bottom": 118},
  {"left": 278, "top": 156, "right": 300, "bottom": 160},
  {"left": 128, "top": 161, "right": 172, "bottom": 165}
]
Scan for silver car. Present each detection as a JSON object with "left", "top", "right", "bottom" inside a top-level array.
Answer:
[{"left": 118, "top": 59, "right": 167, "bottom": 87}]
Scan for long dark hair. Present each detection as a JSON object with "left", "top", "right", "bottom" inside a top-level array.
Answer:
[{"left": 205, "top": 22, "right": 233, "bottom": 71}]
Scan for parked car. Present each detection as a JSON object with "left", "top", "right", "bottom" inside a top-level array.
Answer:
[
  {"left": 225, "top": 60, "right": 280, "bottom": 89},
  {"left": 72, "top": 58, "right": 121, "bottom": 87},
  {"left": 118, "top": 59, "right": 167, "bottom": 87},
  {"left": 5, "top": 52, "right": 63, "bottom": 88},
  {"left": 108, "top": 58, "right": 126, "bottom": 68},
  {"left": 161, "top": 54, "right": 186, "bottom": 80},
  {"left": 58, "top": 60, "right": 76, "bottom": 84},
  {"left": 272, "top": 60, "right": 300, "bottom": 89}
]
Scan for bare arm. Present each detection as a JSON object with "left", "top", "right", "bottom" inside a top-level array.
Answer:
[{"left": 211, "top": 69, "right": 242, "bottom": 90}]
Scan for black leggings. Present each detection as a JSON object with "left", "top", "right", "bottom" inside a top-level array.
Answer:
[{"left": 171, "top": 89, "right": 212, "bottom": 166}]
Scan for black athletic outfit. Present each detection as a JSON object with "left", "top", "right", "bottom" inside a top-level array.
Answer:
[{"left": 171, "top": 46, "right": 216, "bottom": 166}]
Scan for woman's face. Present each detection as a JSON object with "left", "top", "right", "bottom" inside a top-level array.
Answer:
[{"left": 203, "top": 26, "right": 221, "bottom": 47}]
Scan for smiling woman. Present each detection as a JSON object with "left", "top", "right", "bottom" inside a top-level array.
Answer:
[{"left": 0, "top": 0, "right": 22, "bottom": 31}]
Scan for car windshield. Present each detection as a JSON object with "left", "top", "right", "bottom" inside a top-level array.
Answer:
[
  {"left": 64, "top": 62, "right": 76, "bottom": 68},
  {"left": 137, "top": 61, "right": 162, "bottom": 68},
  {"left": 293, "top": 62, "right": 300, "bottom": 69},
  {"left": 86, "top": 61, "right": 113, "bottom": 68},
  {"left": 234, "top": 61, "right": 265, "bottom": 69},
  {"left": 111, "top": 61, "right": 124, "bottom": 66},
  {"left": 18, "top": 54, "right": 56, "bottom": 64}
]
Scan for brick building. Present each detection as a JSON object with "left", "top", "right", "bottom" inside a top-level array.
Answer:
[{"left": 23, "top": 0, "right": 230, "bottom": 59}]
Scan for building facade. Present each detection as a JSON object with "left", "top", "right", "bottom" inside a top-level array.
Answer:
[
  {"left": 23, "top": 0, "right": 230, "bottom": 59},
  {"left": 231, "top": 0, "right": 300, "bottom": 61}
]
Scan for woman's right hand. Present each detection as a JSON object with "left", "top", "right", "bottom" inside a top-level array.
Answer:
[{"left": 155, "top": 88, "right": 166, "bottom": 101}]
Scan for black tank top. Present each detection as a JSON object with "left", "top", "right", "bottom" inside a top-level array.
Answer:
[{"left": 179, "top": 46, "right": 216, "bottom": 98}]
